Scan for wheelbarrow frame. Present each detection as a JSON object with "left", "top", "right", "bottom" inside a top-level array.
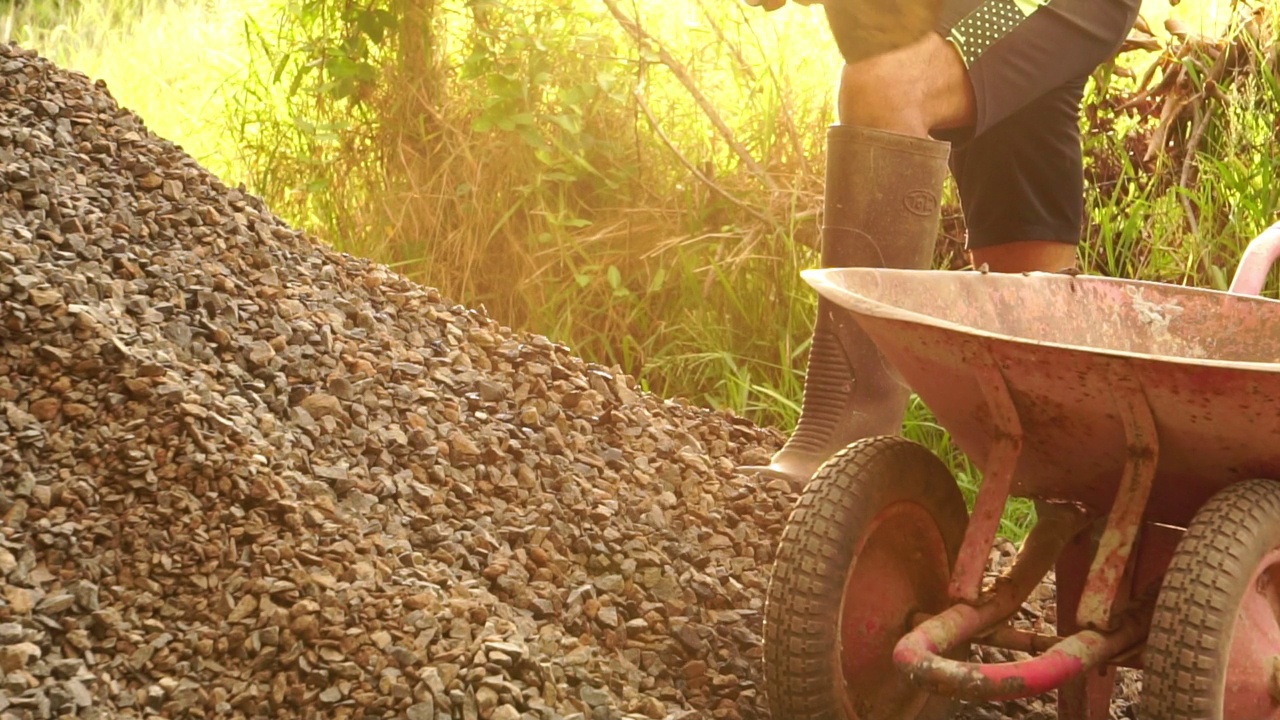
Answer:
[{"left": 795, "top": 221, "right": 1280, "bottom": 718}]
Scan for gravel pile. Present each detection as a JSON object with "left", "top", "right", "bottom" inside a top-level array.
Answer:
[{"left": 0, "top": 43, "right": 1137, "bottom": 720}]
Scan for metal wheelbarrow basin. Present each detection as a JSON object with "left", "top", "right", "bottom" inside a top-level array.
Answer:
[{"left": 762, "top": 253, "right": 1280, "bottom": 720}]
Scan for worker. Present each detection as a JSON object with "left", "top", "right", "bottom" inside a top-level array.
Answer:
[{"left": 742, "top": 0, "right": 1142, "bottom": 489}]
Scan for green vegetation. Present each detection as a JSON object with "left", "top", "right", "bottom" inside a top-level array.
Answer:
[
  {"left": 6, "top": 0, "right": 273, "bottom": 181},
  {"left": 8, "top": 0, "right": 1279, "bottom": 539}
]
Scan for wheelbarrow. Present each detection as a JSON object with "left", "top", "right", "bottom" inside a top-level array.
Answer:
[{"left": 762, "top": 222, "right": 1280, "bottom": 720}]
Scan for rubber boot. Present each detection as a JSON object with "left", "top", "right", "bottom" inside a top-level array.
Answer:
[{"left": 744, "top": 125, "right": 950, "bottom": 491}]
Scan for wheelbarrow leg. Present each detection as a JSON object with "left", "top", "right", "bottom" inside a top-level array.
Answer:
[
  {"left": 1055, "top": 530, "right": 1116, "bottom": 720},
  {"left": 1058, "top": 669, "right": 1114, "bottom": 719}
]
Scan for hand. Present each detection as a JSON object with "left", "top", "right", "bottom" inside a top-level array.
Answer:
[{"left": 743, "top": 0, "right": 820, "bottom": 12}]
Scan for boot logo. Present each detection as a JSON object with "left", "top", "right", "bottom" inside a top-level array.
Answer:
[{"left": 904, "top": 190, "right": 938, "bottom": 216}]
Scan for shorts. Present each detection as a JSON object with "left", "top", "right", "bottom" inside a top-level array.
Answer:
[{"left": 930, "top": 0, "right": 1141, "bottom": 248}]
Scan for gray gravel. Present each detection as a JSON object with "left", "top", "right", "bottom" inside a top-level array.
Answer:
[{"left": 0, "top": 43, "right": 1139, "bottom": 719}]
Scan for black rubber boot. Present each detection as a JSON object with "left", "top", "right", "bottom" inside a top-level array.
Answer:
[{"left": 744, "top": 125, "right": 950, "bottom": 491}]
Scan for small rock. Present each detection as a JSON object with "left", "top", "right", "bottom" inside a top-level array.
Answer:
[
  {"left": 66, "top": 680, "right": 93, "bottom": 707},
  {"left": 597, "top": 606, "right": 618, "bottom": 626},
  {"left": 28, "top": 398, "right": 60, "bottom": 421},
  {"left": 36, "top": 593, "right": 75, "bottom": 614},
  {"left": 0, "top": 642, "right": 41, "bottom": 672},
  {"left": 319, "top": 687, "right": 342, "bottom": 703},
  {"left": 483, "top": 641, "right": 525, "bottom": 662},
  {"left": 299, "top": 392, "right": 347, "bottom": 422},
  {"left": 635, "top": 696, "right": 666, "bottom": 719},
  {"left": 4, "top": 587, "right": 34, "bottom": 614},
  {"left": 28, "top": 287, "right": 61, "bottom": 307},
  {"left": 0, "top": 623, "right": 24, "bottom": 644},
  {"left": 580, "top": 686, "right": 611, "bottom": 708},
  {"left": 247, "top": 341, "right": 275, "bottom": 366},
  {"left": 491, "top": 705, "right": 521, "bottom": 720},
  {"left": 70, "top": 581, "right": 99, "bottom": 611},
  {"left": 594, "top": 575, "right": 624, "bottom": 594},
  {"left": 407, "top": 700, "right": 434, "bottom": 720},
  {"left": 673, "top": 624, "right": 707, "bottom": 654},
  {"left": 476, "top": 686, "right": 499, "bottom": 717}
]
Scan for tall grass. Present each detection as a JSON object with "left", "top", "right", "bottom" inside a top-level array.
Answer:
[
  {"left": 219, "top": 0, "right": 849, "bottom": 422},
  {"left": 6, "top": 0, "right": 274, "bottom": 183},
  {"left": 1081, "top": 5, "right": 1280, "bottom": 293}
]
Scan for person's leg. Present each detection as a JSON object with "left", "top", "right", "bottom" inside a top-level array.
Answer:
[
  {"left": 748, "top": 0, "right": 1140, "bottom": 491},
  {"left": 943, "top": 0, "right": 1142, "bottom": 270},
  {"left": 952, "top": 76, "right": 1088, "bottom": 272},
  {"left": 745, "top": 124, "right": 950, "bottom": 488},
  {"left": 741, "top": 38, "right": 966, "bottom": 488},
  {"left": 833, "top": 32, "right": 976, "bottom": 136},
  {"left": 814, "top": 0, "right": 947, "bottom": 65},
  {"left": 971, "top": 241, "right": 1079, "bottom": 273}
]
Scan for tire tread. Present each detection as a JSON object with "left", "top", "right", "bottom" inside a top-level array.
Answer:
[
  {"left": 1143, "top": 479, "right": 1280, "bottom": 719},
  {"left": 763, "top": 436, "right": 967, "bottom": 720}
]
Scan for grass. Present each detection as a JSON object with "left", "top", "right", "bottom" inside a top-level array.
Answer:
[
  {"left": 5, "top": 0, "right": 273, "bottom": 184},
  {"left": 10, "top": 0, "right": 1277, "bottom": 542}
]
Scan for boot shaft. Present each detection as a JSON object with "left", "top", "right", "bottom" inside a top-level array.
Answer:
[{"left": 822, "top": 125, "right": 951, "bottom": 270}]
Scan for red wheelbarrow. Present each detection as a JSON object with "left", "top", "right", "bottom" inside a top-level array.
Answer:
[{"left": 762, "top": 223, "right": 1280, "bottom": 720}]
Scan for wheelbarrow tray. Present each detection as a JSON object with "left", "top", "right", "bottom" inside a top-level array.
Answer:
[{"left": 804, "top": 268, "right": 1280, "bottom": 526}]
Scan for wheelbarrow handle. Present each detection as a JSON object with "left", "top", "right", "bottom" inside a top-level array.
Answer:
[{"left": 1228, "top": 221, "right": 1280, "bottom": 296}]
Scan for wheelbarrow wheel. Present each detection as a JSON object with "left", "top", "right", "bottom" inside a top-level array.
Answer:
[
  {"left": 1143, "top": 478, "right": 1280, "bottom": 720},
  {"left": 763, "top": 435, "right": 968, "bottom": 720}
]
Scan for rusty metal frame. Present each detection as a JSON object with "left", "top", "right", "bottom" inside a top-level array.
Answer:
[
  {"left": 894, "top": 503, "right": 1097, "bottom": 702},
  {"left": 895, "top": 606, "right": 1147, "bottom": 702},
  {"left": 1076, "top": 361, "right": 1159, "bottom": 630},
  {"left": 891, "top": 355, "right": 1162, "bottom": 703},
  {"left": 911, "top": 614, "right": 1068, "bottom": 655},
  {"left": 949, "top": 348, "right": 1023, "bottom": 603}
]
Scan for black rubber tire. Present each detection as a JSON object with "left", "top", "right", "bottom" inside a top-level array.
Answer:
[
  {"left": 1143, "top": 479, "right": 1280, "bottom": 720},
  {"left": 763, "top": 436, "right": 968, "bottom": 720}
]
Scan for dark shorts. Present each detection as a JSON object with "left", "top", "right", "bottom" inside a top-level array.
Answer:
[{"left": 930, "top": 0, "right": 1140, "bottom": 248}]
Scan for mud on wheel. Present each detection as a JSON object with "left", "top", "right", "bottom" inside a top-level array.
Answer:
[
  {"left": 1144, "top": 479, "right": 1280, "bottom": 720},
  {"left": 763, "top": 436, "right": 968, "bottom": 720}
]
